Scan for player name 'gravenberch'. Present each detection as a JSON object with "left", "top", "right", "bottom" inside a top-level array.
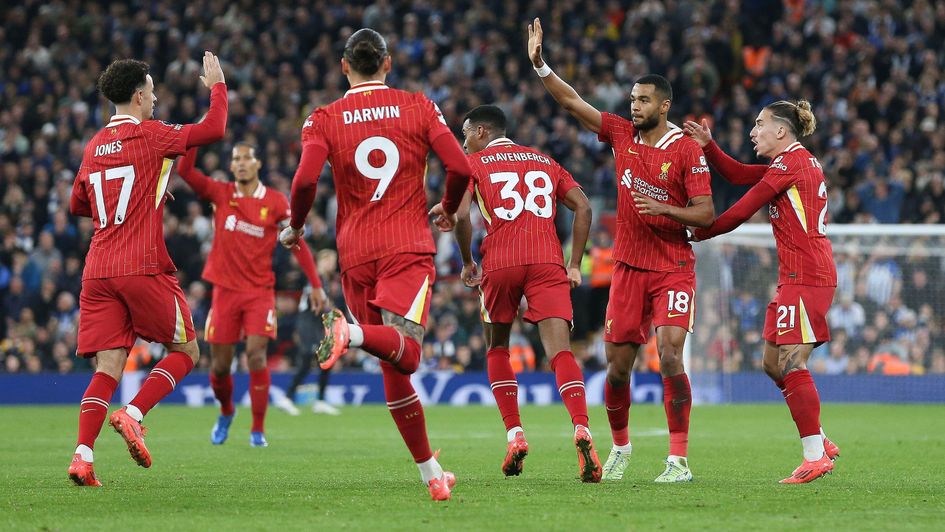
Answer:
[
  {"left": 479, "top": 151, "right": 551, "bottom": 165},
  {"left": 343, "top": 106, "right": 401, "bottom": 124}
]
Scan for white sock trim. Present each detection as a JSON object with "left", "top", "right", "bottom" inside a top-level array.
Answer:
[
  {"left": 613, "top": 442, "right": 632, "bottom": 452},
  {"left": 348, "top": 323, "right": 364, "bottom": 347},
  {"left": 75, "top": 444, "right": 93, "bottom": 462},
  {"left": 125, "top": 405, "right": 144, "bottom": 422},
  {"left": 417, "top": 456, "right": 444, "bottom": 484},
  {"left": 507, "top": 426, "right": 524, "bottom": 442},
  {"left": 801, "top": 434, "right": 825, "bottom": 461}
]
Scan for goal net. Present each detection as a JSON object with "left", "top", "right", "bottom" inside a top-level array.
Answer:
[{"left": 688, "top": 224, "right": 945, "bottom": 403}]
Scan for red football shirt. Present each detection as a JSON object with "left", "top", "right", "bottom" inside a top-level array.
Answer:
[
  {"left": 761, "top": 142, "right": 837, "bottom": 287},
  {"left": 301, "top": 81, "right": 453, "bottom": 270},
  {"left": 71, "top": 114, "right": 192, "bottom": 279},
  {"left": 182, "top": 166, "right": 291, "bottom": 291},
  {"left": 467, "top": 138, "right": 580, "bottom": 271},
  {"left": 598, "top": 112, "right": 712, "bottom": 272}
]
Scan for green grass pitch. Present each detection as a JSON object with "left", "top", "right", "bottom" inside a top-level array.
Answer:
[{"left": 2, "top": 403, "right": 943, "bottom": 530}]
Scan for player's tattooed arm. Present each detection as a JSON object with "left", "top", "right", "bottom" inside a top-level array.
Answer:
[{"left": 382, "top": 309, "right": 426, "bottom": 345}]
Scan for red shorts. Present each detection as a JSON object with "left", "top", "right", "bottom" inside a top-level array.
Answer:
[
  {"left": 604, "top": 263, "right": 696, "bottom": 345},
  {"left": 479, "top": 263, "right": 572, "bottom": 324},
  {"left": 341, "top": 253, "right": 435, "bottom": 327},
  {"left": 77, "top": 272, "right": 196, "bottom": 357},
  {"left": 204, "top": 285, "right": 276, "bottom": 344},
  {"left": 763, "top": 284, "right": 834, "bottom": 345}
]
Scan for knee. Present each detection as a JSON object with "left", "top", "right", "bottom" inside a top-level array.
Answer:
[
  {"left": 763, "top": 359, "right": 782, "bottom": 381},
  {"left": 179, "top": 340, "right": 200, "bottom": 365},
  {"left": 606, "top": 363, "right": 631, "bottom": 386},
  {"left": 658, "top": 342, "right": 683, "bottom": 375},
  {"left": 246, "top": 349, "right": 267, "bottom": 372}
]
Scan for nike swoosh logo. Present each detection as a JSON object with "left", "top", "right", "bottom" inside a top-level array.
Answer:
[
  {"left": 777, "top": 329, "right": 793, "bottom": 336},
  {"left": 671, "top": 398, "right": 689, "bottom": 405},
  {"left": 81, "top": 409, "right": 96, "bottom": 413},
  {"left": 628, "top": 148, "right": 639, "bottom": 155},
  {"left": 667, "top": 313, "right": 686, "bottom": 318}
]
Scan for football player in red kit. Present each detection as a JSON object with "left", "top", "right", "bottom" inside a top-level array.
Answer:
[
  {"left": 452, "top": 105, "right": 599, "bottom": 482},
  {"left": 279, "top": 29, "right": 472, "bottom": 500},
  {"left": 177, "top": 143, "right": 326, "bottom": 448},
  {"left": 67, "top": 52, "right": 227, "bottom": 486},
  {"left": 528, "top": 19, "right": 715, "bottom": 482},
  {"left": 686, "top": 100, "right": 840, "bottom": 483}
]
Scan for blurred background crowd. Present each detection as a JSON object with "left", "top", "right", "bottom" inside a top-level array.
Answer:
[{"left": 2, "top": 0, "right": 944, "bottom": 376}]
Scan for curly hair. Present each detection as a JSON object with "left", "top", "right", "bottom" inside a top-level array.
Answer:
[{"left": 97, "top": 59, "right": 150, "bottom": 105}]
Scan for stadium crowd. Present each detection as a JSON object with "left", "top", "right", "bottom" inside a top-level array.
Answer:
[{"left": 2, "top": 0, "right": 944, "bottom": 376}]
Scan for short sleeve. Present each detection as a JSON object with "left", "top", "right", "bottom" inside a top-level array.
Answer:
[
  {"left": 301, "top": 109, "right": 330, "bottom": 151},
  {"left": 597, "top": 112, "right": 634, "bottom": 146},
  {"left": 760, "top": 153, "right": 798, "bottom": 194},
  {"left": 274, "top": 192, "right": 292, "bottom": 224},
  {"left": 682, "top": 142, "right": 712, "bottom": 198},
  {"left": 140, "top": 120, "right": 192, "bottom": 158},
  {"left": 554, "top": 162, "right": 581, "bottom": 200},
  {"left": 420, "top": 94, "right": 452, "bottom": 144}
]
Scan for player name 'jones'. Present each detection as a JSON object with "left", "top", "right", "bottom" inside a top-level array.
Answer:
[{"left": 94, "top": 140, "right": 123, "bottom": 157}]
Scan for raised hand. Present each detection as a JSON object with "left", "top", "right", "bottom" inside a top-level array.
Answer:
[
  {"left": 199, "top": 51, "right": 225, "bottom": 88},
  {"left": 682, "top": 119, "right": 713, "bottom": 148},
  {"left": 527, "top": 18, "right": 545, "bottom": 67}
]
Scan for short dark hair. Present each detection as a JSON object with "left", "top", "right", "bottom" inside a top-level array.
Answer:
[
  {"left": 463, "top": 105, "right": 507, "bottom": 134},
  {"left": 343, "top": 28, "right": 388, "bottom": 76},
  {"left": 635, "top": 74, "right": 673, "bottom": 102},
  {"left": 233, "top": 141, "right": 258, "bottom": 157},
  {"left": 98, "top": 59, "right": 150, "bottom": 105}
]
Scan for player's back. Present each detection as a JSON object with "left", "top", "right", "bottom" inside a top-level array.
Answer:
[
  {"left": 75, "top": 115, "right": 188, "bottom": 279},
  {"left": 469, "top": 139, "right": 579, "bottom": 271},
  {"left": 304, "top": 82, "right": 448, "bottom": 270},
  {"left": 763, "top": 142, "right": 837, "bottom": 287}
]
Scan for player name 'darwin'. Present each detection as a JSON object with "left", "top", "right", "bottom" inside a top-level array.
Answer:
[{"left": 343, "top": 105, "right": 401, "bottom": 124}]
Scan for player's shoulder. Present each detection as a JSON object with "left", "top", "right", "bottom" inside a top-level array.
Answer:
[
  {"left": 672, "top": 133, "right": 702, "bottom": 153},
  {"left": 770, "top": 142, "right": 811, "bottom": 174},
  {"left": 140, "top": 119, "right": 185, "bottom": 134}
]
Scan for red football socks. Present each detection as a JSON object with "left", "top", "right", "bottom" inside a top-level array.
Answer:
[
  {"left": 604, "top": 380, "right": 631, "bottom": 446},
  {"left": 77, "top": 372, "right": 119, "bottom": 449},
  {"left": 663, "top": 373, "right": 692, "bottom": 457},
  {"left": 381, "top": 362, "right": 433, "bottom": 463},
  {"left": 783, "top": 369, "right": 822, "bottom": 438},
  {"left": 249, "top": 368, "right": 270, "bottom": 433},
  {"left": 360, "top": 325, "right": 420, "bottom": 374},
  {"left": 487, "top": 347, "right": 521, "bottom": 430},
  {"left": 129, "top": 351, "right": 194, "bottom": 417},
  {"left": 551, "top": 351, "right": 588, "bottom": 427},
  {"left": 210, "top": 372, "right": 235, "bottom": 416}
]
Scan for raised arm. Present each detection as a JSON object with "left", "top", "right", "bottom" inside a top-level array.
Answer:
[
  {"left": 280, "top": 142, "right": 329, "bottom": 249},
  {"left": 560, "top": 186, "right": 592, "bottom": 288},
  {"left": 527, "top": 18, "right": 602, "bottom": 133},
  {"left": 176, "top": 147, "right": 216, "bottom": 199},
  {"left": 693, "top": 181, "right": 779, "bottom": 240},
  {"left": 185, "top": 52, "right": 228, "bottom": 148},
  {"left": 683, "top": 119, "right": 765, "bottom": 185}
]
